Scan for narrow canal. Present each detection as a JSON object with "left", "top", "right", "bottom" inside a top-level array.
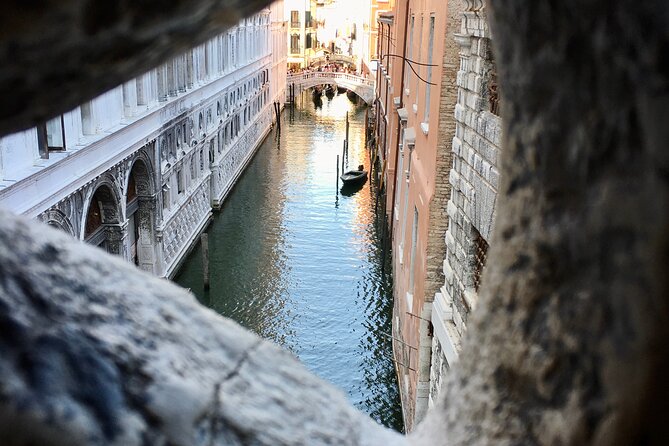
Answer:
[{"left": 174, "top": 91, "right": 403, "bottom": 431}]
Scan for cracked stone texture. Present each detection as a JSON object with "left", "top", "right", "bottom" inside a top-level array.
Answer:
[
  {"left": 0, "top": 0, "right": 274, "bottom": 136},
  {"left": 0, "top": 210, "right": 405, "bottom": 446}
]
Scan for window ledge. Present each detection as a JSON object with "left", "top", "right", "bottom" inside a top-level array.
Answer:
[
  {"left": 406, "top": 292, "right": 414, "bottom": 313},
  {"left": 463, "top": 288, "right": 478, "bottom": 311}
]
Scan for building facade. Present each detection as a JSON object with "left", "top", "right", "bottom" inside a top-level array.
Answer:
[
  {"left": 428, "top": 1, "right": 501, "bottom": 407},
  {"left": 286, "top": 0, "right": 318, "bottom": 69},
  {"left": 373, "top": 0, "right": 467, "bottom": 431},
  {"left": 0, "top": 8, "right": 287, "bottom": 278}
]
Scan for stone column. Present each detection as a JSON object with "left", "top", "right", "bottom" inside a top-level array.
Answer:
[
  {"left": 137, "top": 195, "right": 159, "bottom": 274},
  {"left": 153, "top": 230, "right": 167, "bottom": 277},
  {"left": 105, "top": 222, "right": 128, "bottom": 259}
]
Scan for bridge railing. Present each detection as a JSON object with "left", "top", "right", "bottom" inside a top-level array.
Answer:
[
  {"left": 286, "top": 72, "right": 375, "bottom": 88},
  {"left": 309, "top": 55, "right": 356, "bottom": 66}
]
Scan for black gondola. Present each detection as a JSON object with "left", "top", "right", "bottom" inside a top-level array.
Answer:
[{"left": 340, "top": 164, "right": 368, "bottom": 185}]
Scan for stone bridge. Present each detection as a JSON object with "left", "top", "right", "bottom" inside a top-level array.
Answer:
[
  {"left": 309, "top": 54, "right": 357, "bottom": 67},
  {"left": 286, "top": 72, "right": 375, "bottom": 105}
]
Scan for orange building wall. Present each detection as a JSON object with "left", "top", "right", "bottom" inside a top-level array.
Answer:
[{"left": 377, "top": 0, "right": 464, "bottom": 431}]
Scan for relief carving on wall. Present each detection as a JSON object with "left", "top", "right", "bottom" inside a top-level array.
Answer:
[{"left": 465, "top": 0, "right": 484, "bottom": 12}]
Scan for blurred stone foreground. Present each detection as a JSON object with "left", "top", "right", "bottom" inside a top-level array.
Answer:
[
  {"left": 0, "top": 210, "right": 404, "bottom": 445},
  {"left": 1, "top": 0, "right": 669, "bottom": 445}
]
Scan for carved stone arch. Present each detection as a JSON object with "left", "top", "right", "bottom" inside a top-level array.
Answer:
[
  {"left": 125, "top": 152, "right": 156, "bottom": 200},
  {"left": 125, "top": 154, "right": 158, "bottom": 272},
  {"left": 81, "top": 175, "right": 123, "bottom": 241},
  {"left": 42, "top": 209, "right": 76, "bottom": 237}
]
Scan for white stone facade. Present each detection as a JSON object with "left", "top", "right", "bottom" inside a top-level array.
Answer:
[
  {"left": 429, "top": 6, "right": 502, "bottom": 406},
  {"left": 0, "top": 8, "right": 286, "bottom": 278}
]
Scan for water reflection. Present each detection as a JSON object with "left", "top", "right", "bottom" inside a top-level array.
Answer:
[{"left": 174, "top": 92, "right": 403, "bottom": 431}]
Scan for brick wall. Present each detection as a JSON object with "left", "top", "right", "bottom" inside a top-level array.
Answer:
[{"left": 415, "top": 0, "right": 465, "bottom": 426}]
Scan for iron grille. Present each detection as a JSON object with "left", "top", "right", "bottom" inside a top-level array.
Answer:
[
  {"left": 473, "top": 231, "right": 489, "bottom": 292},
  {"left": 488, "top": 69, "right": 500, "bottom": 115},
  {"left": 487, "top": 44, "right": 500, "bottom": 116}
]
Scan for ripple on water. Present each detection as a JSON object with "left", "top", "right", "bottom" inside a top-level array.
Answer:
[{"left": 174, "top": 93, "right": 403, "bottom": 432}]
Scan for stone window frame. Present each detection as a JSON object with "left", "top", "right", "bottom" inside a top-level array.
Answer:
[
  {"left": 176, "top": 168, "right": 184, "bottom": 195},
  {"left": 481, "top": 39, "right": 500, "bottom": 116},
  {"left": 461, "top": 225, "right": 489, "bottom": 315},
  {"left": 423, "top": 14, "right": 436, "bottom": 128},
  {"left": 472, "top": 229, "right": 489, "bottom": 292}
]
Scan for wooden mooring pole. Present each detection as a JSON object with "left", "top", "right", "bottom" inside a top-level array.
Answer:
[
  {"left": 274, "top": 101, "right": 281, "bottom": 131},
  {"left": 336, "top": 155, "right": 339, "bottom": 190},
  {"left": 201, "top": 233, "right": 210, "bottom": 291},
  {"left": 345, "top": 111, "right": 349, "bottom": 143}
]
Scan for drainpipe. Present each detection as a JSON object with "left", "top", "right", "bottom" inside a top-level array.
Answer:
[
  {"left": 374, "top": 20, "right": 383, "bottom": 155},
  {"left": 389, "top": 0, "right": 410, "bottom": 239}
]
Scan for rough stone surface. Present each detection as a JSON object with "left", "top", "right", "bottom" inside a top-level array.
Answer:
[
  {"left": 417, "top": 0, "right": 669, "bottom": 444},
  {"left": 0, "top": 210, "right": 405, "bottom": 446},
  {"left": 428, "top": 5, "right": 502, "bottom": 405},
  {"left": 0, "top": 0, "right": 273, "bottom": 136}
]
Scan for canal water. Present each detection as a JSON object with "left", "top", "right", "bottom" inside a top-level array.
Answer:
[{"left": 174, "top": 91, "right": 403, "bottom": 431}]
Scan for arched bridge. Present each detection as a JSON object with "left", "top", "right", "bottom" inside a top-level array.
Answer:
[
  {"left": 309, "top": 54, "right": 357, "bottom": 67},
  {"left": 286, "top": 72, "right": 375, "bottom": 105}
]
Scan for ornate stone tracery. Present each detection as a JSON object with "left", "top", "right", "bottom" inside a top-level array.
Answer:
[
  {"left": 465, "top": 0, "right": 483, "bottom": 12},
  {"left": 41, "top": 208, "right": 76, "bottom": 237}
]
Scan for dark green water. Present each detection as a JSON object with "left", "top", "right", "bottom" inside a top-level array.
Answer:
[{"left": 174, "top": 92, "right": 403, "bottom": 431}]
